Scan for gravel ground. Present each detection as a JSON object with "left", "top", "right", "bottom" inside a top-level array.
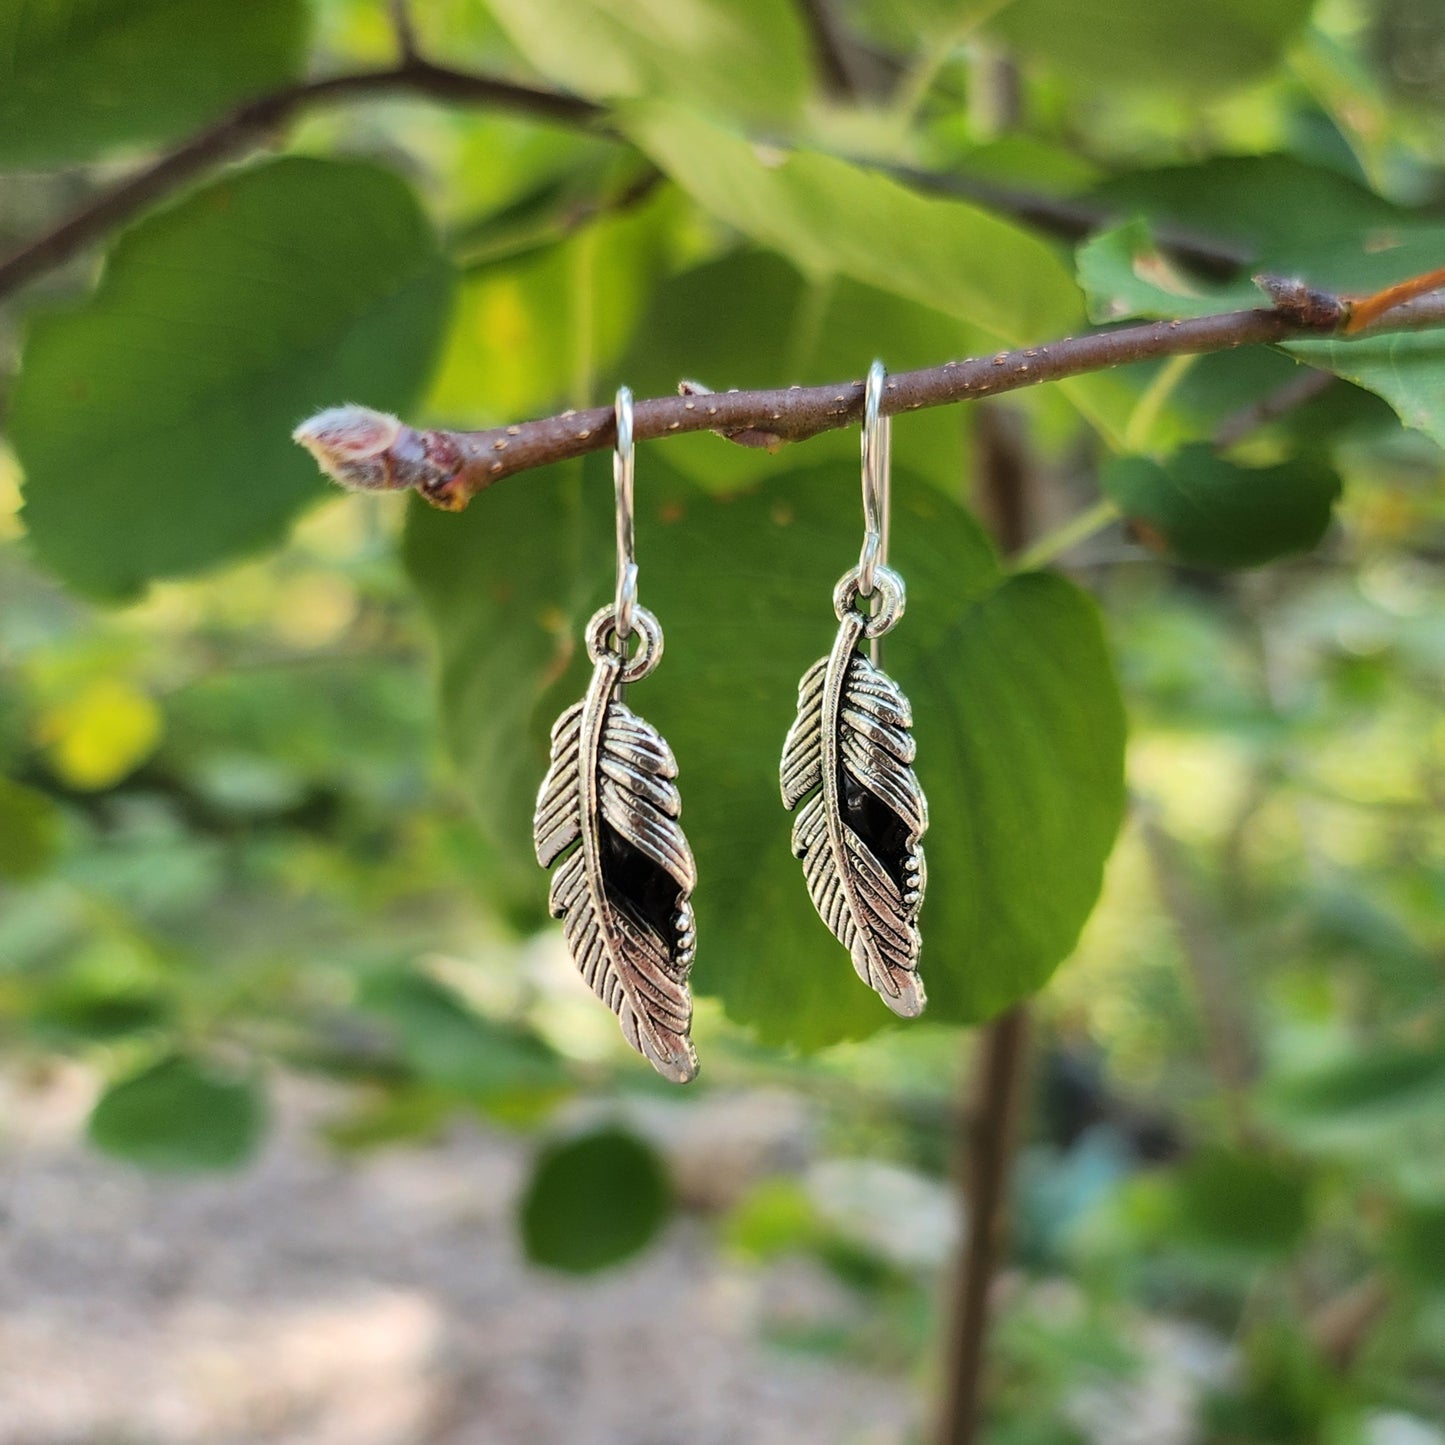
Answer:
[{"left": 0, "top": 1067, "right": 914, "bottom": 1445}]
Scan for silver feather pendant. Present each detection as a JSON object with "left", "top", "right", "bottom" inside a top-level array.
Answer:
[
  {"left": 533, "top": 607, "right": 700, "bottom": 1083},
  {"left": 780, "top": 573, "right": 928, "bottom": 1016}
]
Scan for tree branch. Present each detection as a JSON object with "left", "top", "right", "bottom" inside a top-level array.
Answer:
[
  {"left": 1213, "top": 366, "right": 1337, "bottom": 448},
  {"left": 295, "top": 286, "right": 1445, "bottom": 510},
  {"left": 389, "top": 0, "right": 421, "bottom": 63},
  {"left": 794, "top": 0, "right": 872, "bottom": 97},
  {"left": 0, "top": 61, "right": 604, "bottom": 303},
  {"left": 0, "top": 61, "right": 1255, "bottom": 307},
  {"left": 875, "top": 163, "right": 1250, "bottom": 279},
  {"left": 936, "top": 1006, "right": 1031, "bottom": 1445}
]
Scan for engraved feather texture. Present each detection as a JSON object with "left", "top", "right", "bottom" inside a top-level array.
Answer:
[
  {"left": 534, "top": 653, "right": 699, "bottom": 1082},
  {"left": 780, "top": 611, "right": 928, "bottom": 1015}
]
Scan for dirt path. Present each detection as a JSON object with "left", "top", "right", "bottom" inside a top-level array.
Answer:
[{"left": 0, "top": 1067, "right": 913, "bottom": 1445}]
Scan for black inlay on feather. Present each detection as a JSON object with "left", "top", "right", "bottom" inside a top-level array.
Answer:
[
  {"left": 840, "top": 765, "right": 911, "bottom": 892},
  {"left": 601, "top": 825, "right": 681, "bottom": 954}
]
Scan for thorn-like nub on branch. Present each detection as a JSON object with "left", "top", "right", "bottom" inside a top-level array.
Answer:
[
  {"left": 678, "top": 378, "right": 785, "bottom": 450},
  {"left": 293, "top": 405, "right": 467, "bottom": 506},
  {"left": 1254, "top": 274, "right": 1348, "bottom": 330}
]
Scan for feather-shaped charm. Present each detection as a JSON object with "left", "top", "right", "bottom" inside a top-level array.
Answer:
[
  {"left": 534, "top": 624, "right": 699, "bottom": 1082},
  {"left": 781, "top": 601, "right": 928, "bottom": 1016}
]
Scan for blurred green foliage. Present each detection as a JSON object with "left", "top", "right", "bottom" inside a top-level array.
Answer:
[{"left": 1, "top": 0, "right": 1444, "bottom": 1438}]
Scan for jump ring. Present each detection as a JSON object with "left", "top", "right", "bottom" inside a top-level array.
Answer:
[
  {"left": 585, "top": 603, "right": 663, "bottom": 682},
  {"left": 833, "top": 565, "right": 906, "bottom": 638}
]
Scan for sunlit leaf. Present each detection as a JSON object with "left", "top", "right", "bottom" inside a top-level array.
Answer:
[
  {"left": 623, "top": 102, "right": 1132, "bottom": 444},
  {"left": 14, "top": 157, "right": 456, "bottom": 600},
  {"left": 36, "top": 678, "right": 162, "bottom": 790},
  {"left": 626, "top": 102, "right": 1079, "bottom": 346},
  {"left": 486, "top": 0, "right": 808, "bottom": 121},
  {"left": 521, "top": 1125, "right": 672, "bottom": 1272},
  {"left": 426, "top": 189, "right": 675, "bottom": 424}
]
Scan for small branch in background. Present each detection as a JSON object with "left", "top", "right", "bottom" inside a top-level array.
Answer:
[
  {"left": 295, "top": 286, "right": 1445, "bottom": 508},
  {"left": 0, "top": 63, "right": 605, "bottom": 303},
  {"left": 936, "top": 1007, "right": 1032, "bottom": 1445},
  {"left": 966, "top": 42, "right": 1022, "bottom": 138},
  {"left": 876, "top": 163, "right": 1251, "bottom": 279},
  {"left": 973, "top": 404, "right": 1033, "bottom": 550},
  {"left": 794, "top": 0, "right": 871, "bottom": 97},
  {"left": 1137, "top": 803, "right": 1257, "bottom": 1144},
  {"left": 0, "top": 36, "right": 1255, "bottom": 310},
  {"left": 454, "top": 165, "right": 666, "bottom": 273},
  {"left": 388, "top": 0, "right": 421, "bottom": 63},
  {"left": 1343, "top": 263, "right": 1445, "bottom": 332},
  {"left": 1309, "top": 1275, "right": 1393, "bottom": 1371},
  {"left": 1213, "top": 367, "right": 1337, "bottom": 449},
  {"left": 1010, "top": 497, "right": 1118, "bottom": 571}
]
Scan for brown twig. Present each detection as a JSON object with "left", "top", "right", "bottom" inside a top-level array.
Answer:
[
  {"left": 388, "top": 0, "right": 421, "bottom": 62},
  {"left": 934, "top": 410, "right": 1037, "bottom": 1445},
  {"left": 0, "top": 61, "right": 1254, "bottom": 307},
  {"left": 794, "top": 0, "right": 871, "bottom": 97},
  {"left": 1343, "top": 264, "right": 1445, "bottom": 333},
  {"left": 1213, "top": 366, "right": 1337, "bottom": 449},
  {"left": 294, "top": 287, "right": 1445, "bottom": 510},
  {"left": 0, "top": 61, "right": 604, "bottom": 303},
  {"left": 878, "top": 163, "right": 1249, "bottom": 279},
  {"left": 936, "top": 1007, "right": 1032, "bottom": 1445}
]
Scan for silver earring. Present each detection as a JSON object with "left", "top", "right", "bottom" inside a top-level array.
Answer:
[
  {"left": 780, "top": 361, "right": 928, "bottom": 1016},
  {"left": 533, "top": 387, "right": 700, "bottom": 1082}
]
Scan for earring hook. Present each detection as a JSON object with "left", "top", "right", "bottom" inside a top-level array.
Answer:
[
  {"left": 858, "top": 360, "right": 891, "bottom": 598},
  {"left": 614, "top": 385, "right": 638, "bottom": 644}
]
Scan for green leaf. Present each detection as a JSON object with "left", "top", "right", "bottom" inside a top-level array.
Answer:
[
  {"left": 1088, "top": 156, "right": 1405, "bottom": 265},
  {"left": 1165, "top": 1151, "right": 1310, "bottom": 1259},
  {"left": 88, "top": 1054, "right": 265, "bottom": 1171},
  {"left": 1077, "top": 221, "right": 1258, "bottom": 325},
  {"left": 1265, "top": 1046, "right": 1445, "bottom": 1128},
  {"left": 13, "top": 157, "right": 456, "bottom": 601},
  {"left": 406, "top": 456, "right": 1126, "bottom": 1048},
  {"left": 359, "top": 967, "right": 567, "bottom": 1107},
  {"left": 1289, "top": 325, "right": 1445, "bottom": 457},
  {"left": 990, "top": 0, "right": 1314, "bottom": 95},
  {"left": 620, "top": 248, "right": 977, "bottom": 496},
  {"left": 1389, "top": 1202, "right": 1445, "bottom": 1290},
  {"left": 485, "top": 0, "right": 808, "bottom": 122},
  {"left": 1260, "top": 1045, "right": 1445, "bottom": 1194},
  {"left": 0, "top": 777, "right": 60, "bottom": 879},
  {"left": 625, "top": 102, "right": 1079, "bottom": 346},
  {"left": 405, "top": 464, "right": 589, "bottom": 914},
  {"left": 1102, "top": 444, "right": 1341, "bottom": 569},
  {"left": 520, "top": 1126, "right": 672, "bottom": 1272},
  {"left": 1076, "top": 174, "right": 1445, "bottom": 454},
  {"left": 622, "top": 103, "right": 1132, "bottom": 444},
  {"left": 426, "top": 188, "right": 675, "bottom": 424},
  {"left": 0, "top": 0, "right": 308, "bottom": 166}
]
